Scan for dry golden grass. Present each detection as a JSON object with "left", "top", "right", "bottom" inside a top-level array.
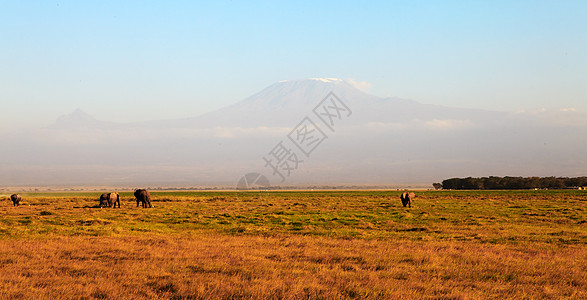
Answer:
[{"left": 0, "top": 190, "right": 585, "bottom": 299}]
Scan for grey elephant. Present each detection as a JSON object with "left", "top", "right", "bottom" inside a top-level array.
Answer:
[
  {"left": 99, "top": 192, "right": 121, "bottom": 208},
  {"left": 10, "top": 194, "right": 22, "bottom": 206},
  {"left": 134, "top": 189, "right": 152, "bottom": 208},
  {"left": 400, "top": 192, "right": 415, "bottom": 208},
  {"left": 107, "top": 192, "right": 120, "bottom": 208},
  {"left": 99, "top": 193, "right": 109, "bottom": 207}
]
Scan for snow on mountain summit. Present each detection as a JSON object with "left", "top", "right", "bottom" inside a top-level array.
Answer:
[
  {"left": 279, "top": 78, "right": 343, "bottom": 83},
  {"left": 233, "top": 77, "right": 374, "bottom": 111},
  {"left": 309, "top": 78, "right": 343, "bottom": 83}
]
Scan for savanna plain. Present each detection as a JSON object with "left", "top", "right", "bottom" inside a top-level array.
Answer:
[{"left": 0, "top": 190, "right": 585, "bottom": 299}]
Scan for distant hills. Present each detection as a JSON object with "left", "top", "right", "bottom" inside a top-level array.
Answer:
[
  {"left": 47, "top": 108, "right": 120, "bottom": 130},
  {"left": 2, "top": 78, "right": 586, "bottom": 188}
]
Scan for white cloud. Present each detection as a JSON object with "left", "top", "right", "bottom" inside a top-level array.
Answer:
[
  {"left": 365, "top": 122, "right": 407, "bottom": 130},
  {"left": 424, "top": 119, "right": 474, "bottom": 130},
  {"left": 31, "top": 126, "right": 293, "bottom": 145},
  {"left": 364, "top": 119, "right": 474, "bottom": 131},
  {"left": 346, "top": 78, "right": 373, "bottom": 92},
  {"left": 207, "top": 126, "right": 291, "bottom": 138}
]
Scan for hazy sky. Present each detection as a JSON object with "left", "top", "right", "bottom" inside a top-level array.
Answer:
[{"left": 2, "top": 1, "right": 586, "bottom": 129}]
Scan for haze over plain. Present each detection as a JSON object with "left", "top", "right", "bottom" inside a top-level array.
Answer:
[
  {"left": 1, "top": 1, "right": 586, "bottom": 187},
  {"left": 2, "top": 78, "right": 586, "bottom": 187}
]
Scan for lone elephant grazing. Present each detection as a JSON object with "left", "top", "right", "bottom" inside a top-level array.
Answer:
[
  {"left": 134, "top": 189, "right": 152, "bottom": 208},
  {"left": 400, "top": 192, "right": 415, "bottom": 208},
  {"left": 10, "top": 194, "right": 22, "bottom": 206}
]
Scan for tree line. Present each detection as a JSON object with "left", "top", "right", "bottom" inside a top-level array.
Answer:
[{"left": 436, "top": 176, "right": 587, "bottom": 190}]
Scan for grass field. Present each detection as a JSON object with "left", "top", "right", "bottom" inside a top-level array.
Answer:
[{"left": 0, "top": 190, "right": 585, "bottom": 299}]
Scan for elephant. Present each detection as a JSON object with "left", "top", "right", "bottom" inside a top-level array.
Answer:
[
  {"left": 400, "top": 192, "right": 415, "bottom": 208},
  {"left": 107, "top": 192, "right": 120, "bottom": 208},
  {"left": 134, "top": 189, "right": 152, "bottom": 208},
  {"left": 99, "top": 193, "right": 109, "bottom": 207},
  {"left": 10, "top": 194, "right": 21, "bottom": 206}
]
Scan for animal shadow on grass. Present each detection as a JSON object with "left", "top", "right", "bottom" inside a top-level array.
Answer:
[{"left": 75, "top": 205, "right": 105, "bottom": 209}]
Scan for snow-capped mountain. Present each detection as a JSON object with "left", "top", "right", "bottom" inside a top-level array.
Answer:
[
  {"left": 140, "top": 77, "right": 382, "bottom": 129},
  {"left": 52, "top": 78, "right": 507, "bottom": 130},
  {"left": 3, "top": 78, "right": 586, "bottom": 187}
]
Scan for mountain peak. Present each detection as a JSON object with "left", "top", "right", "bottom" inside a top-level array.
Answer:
[
  {"left": 47, "top": 109, "right": 116, "bottom": 130},
  {"left": 67, "top": 108, "right": 94, "bottom": 120},
  {"left": 237, "top": 77, "right": 370, "bottom": 110}
]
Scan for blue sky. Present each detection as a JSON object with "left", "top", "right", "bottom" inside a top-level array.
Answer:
[{"left": 2, "top": 1, "right": 586, "bottom": 129}]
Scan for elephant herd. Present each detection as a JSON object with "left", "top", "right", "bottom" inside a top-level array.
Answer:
[
  {"left": 6, "top": 189, "right": 152, "bottom": 208},
  {"left": 100, "top": 189, "right": 151, "bottom": 208},
  {"left": 7, "top": 190, "right": 415, "bottom": 208},
  {"left": 99, "top": 192, "right": 120, "bottom": 208}
]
